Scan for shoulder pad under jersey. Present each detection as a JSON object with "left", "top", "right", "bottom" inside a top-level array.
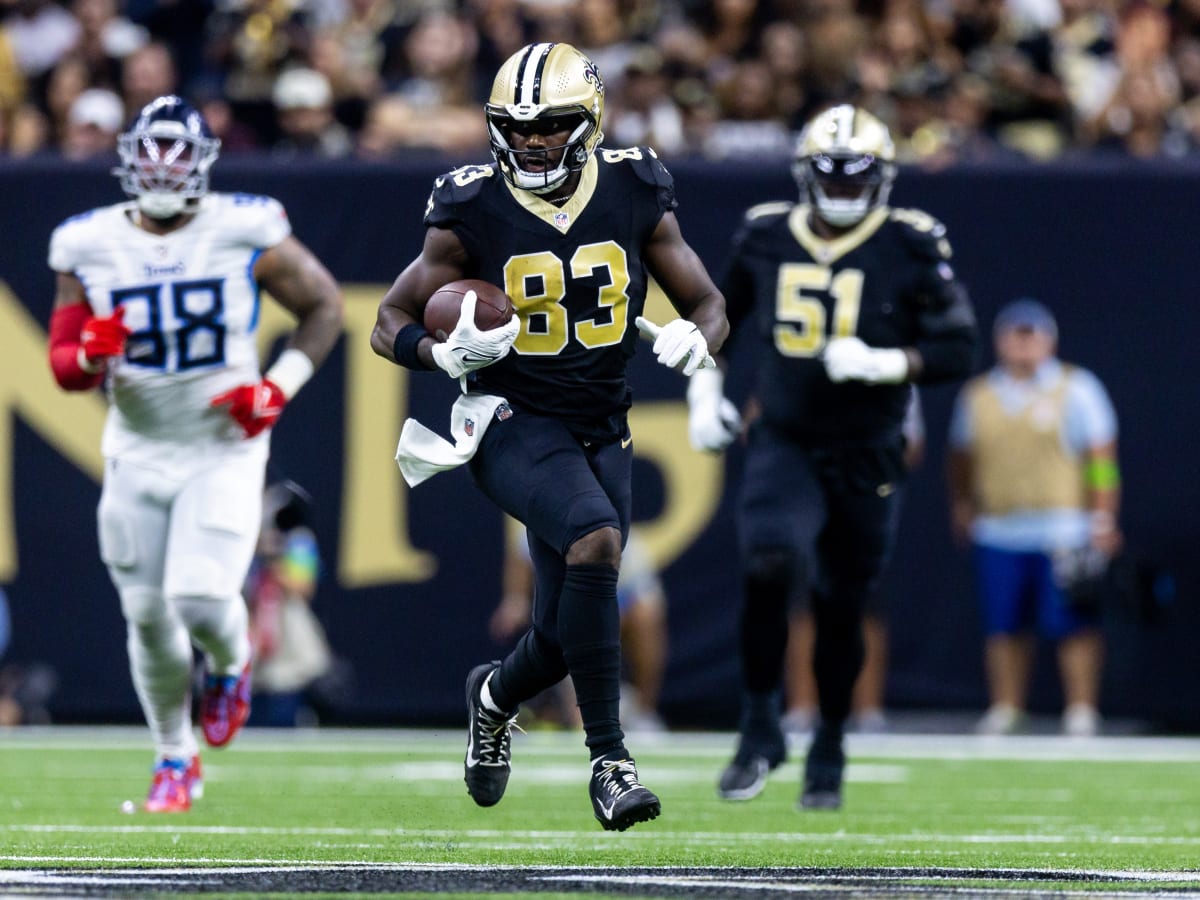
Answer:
[
  {"left": 598, "top": 146, "right": 674, "bottom": 188},
  {"left": 424, "top": 163, "right": 498, "bottom": 221},
  {"left": 743, "top": 200, "right": 794, "bottom": 226},
  {"left": 48, "top": 204, "right": 120, "bottom": 272},
  {"left": 217, "top": 193, "right": 291, "bottom": 247},
  {"left": 889, "top": 206, "right": 954, "bottom": 261}
]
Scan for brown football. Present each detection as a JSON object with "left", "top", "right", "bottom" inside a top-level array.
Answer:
[{"left": 424, "top": 279, "right": 515, "bottom": 342}]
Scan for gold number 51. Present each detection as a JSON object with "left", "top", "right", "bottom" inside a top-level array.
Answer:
[{"left": 773, "top": 263, "right": 864, "bottom": 357}]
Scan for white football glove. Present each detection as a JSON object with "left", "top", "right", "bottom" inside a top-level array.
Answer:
[
  {"left": 822, "top": 336, "right": 909, "bottom": 384},
  {"left": 687, "top": 366, "right": 741, "bottom": 452},
  {"left": 635, "top": 316, "right": 714, "bottom": 377},
  {"left": 430, "top": 290, "right": 521, "bottom": 380}
]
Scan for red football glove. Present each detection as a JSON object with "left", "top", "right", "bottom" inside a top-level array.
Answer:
[
  {"left": 80, "top": 312, "right": 130, "bottom": 365},
  {"left": 210, "top": 379, "right": 287, "bottom": 438}
]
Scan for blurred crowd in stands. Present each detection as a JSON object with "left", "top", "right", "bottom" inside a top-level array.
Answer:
[{"left": 1, "top": 0, "right": 1197, "bottom": 165}]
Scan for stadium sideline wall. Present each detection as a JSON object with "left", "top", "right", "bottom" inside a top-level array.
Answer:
[{"left": 1, "top": 157, "right": 1196, "bottom": 730}]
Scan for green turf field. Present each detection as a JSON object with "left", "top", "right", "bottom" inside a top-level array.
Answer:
[{"left": 1, "top": 727, "right": 1199, "bottom": 896}]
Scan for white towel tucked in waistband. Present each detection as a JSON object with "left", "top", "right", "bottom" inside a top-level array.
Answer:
[{"left": 395, "top": 392, "right": 508, "bottom": 487}]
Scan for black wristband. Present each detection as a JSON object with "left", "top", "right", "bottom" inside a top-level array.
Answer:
[{"left": 392, "top": 323, "right": 432, "bottom": 370}]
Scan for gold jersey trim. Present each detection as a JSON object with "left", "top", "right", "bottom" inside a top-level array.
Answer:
[
  {"left": 503, "top": 155, "right": 598, "bottom": 233},
  {"left": 746, "top": 201, "right": 794, "bottom": 220},
  {"left": 788, "top": 204, "right": 889, "bottom": 265}
]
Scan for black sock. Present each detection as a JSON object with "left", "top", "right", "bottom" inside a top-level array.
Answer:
[
  {"left": 812, "top": 595, "right": 865, "bottom": 728},
  {"left": 492, "top": 629, "right": 568, "bottom": 713},
  {"left": 556, "top": 563, "right": 624, "bottom": 757},
  {"left": 740, "top": 568, "right": 790, "bottom": 694},
  {"left": 740, "top": 690, "right": 782, "bottom": 734}
]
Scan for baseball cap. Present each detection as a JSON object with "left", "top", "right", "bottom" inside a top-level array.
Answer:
[
  {"left": 68, "top": 89, "right": 125, "bottom": 132},
  {"left": 993, "top": 298, "right": 1057, "bottom": 340},
  {"left": 272, "top": 68, "right": 332, "bottom": 110}
]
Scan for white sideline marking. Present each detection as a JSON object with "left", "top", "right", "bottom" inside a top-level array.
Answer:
[
  {"left": 545, "top": 872, "right": 1200, "bottom": 896},
  {"left": 548, "top": 876, "right": 832, "bottom": 894},
  {"left": 3, "top": 861, "right": 1200, "bottom": 881},
  {"left": 0, "top": 871, "right": 195, "bottom": 887},
  {"left": 539, "top": 874, "right": 1159, "bottom": 896}
]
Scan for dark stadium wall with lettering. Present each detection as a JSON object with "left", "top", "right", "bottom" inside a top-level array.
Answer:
[{"left": 1, "top": 158, "right": 1196, "bottom": 729}]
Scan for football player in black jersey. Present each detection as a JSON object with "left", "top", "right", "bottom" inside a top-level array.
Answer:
[
  {"left": 371, "top": 42, "right": 728, "bottom": 831},
  {"left": 692, "top": 104, "right": 977, "bottom": 809}
]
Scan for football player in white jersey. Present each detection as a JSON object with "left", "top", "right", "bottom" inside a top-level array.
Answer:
[{"left": 46, "top": 96, "right": 343, "bottom": 813}]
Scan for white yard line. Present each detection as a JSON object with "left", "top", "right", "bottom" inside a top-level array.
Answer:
[
  {"left": 4, "top": 824, "right": 1200, "bottom": 847},
  {"left": 135, "top": 759, "right": 908, "bottom": 786},
  {"left": 5, "top": 726, "right": 1200, "bottom": 762}
]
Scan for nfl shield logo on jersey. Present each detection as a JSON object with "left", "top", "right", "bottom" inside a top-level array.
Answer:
[
  {"left": 554, "top": 212, "right": 570, "bottom": 231},
  {"left": 495, "top": 403, "right": 513, "bottom": 421},
  {"left": 464, "top": 418, "right": 475, "bottom": 437}
]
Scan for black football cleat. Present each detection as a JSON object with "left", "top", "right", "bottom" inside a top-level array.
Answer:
[
  {"left": 718, "top": 728, "right": 787, "bottom": 801},
  {"left": 589, "top": 754, "right": 661, "bottom": 832},
  {"left": 799, "top": 727, "right": 845, "bottom": 810},
  {"left": 464, "top": 662, "right": 519, "bottom": 807},
  {"left": 718, "top": 753, "right": 778, "bottom": 801}
]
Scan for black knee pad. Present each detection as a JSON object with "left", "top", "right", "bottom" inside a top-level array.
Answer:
[{"left": 745, "top": 548, "right": 800, "bottom": 591}]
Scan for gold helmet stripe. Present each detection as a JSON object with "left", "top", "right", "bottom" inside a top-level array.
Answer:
[{"left": 516, "top": 42, "right": 556, "bottom": 106}]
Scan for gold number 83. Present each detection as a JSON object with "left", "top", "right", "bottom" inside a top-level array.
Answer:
[{"left": 503, "top": 241, "right": 632, "bottom": 354}]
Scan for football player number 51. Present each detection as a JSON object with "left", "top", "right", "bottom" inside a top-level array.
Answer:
[
  {"left": 503, "top": 241, "right": 631, "bottom": 354},
  {"left": 774, "top": 263, "right": 863, "bottom": 358}
]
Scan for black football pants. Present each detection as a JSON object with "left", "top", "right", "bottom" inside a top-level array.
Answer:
[
  {"left": 736, "top": 423, "right": 902, "bottom": 728},
  {"left": 469, "top": 408, "right": 631, "bottom": 755}
]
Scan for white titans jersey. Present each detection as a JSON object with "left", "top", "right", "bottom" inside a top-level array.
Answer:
[{"left": 49, "top": 193, "right": 291, "bottom": 456}]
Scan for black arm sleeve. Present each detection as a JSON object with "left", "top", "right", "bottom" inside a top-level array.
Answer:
[
  {"left": 898, "top": 214, "right": 979, "bottom": 383},
  {"left": 914, "top": 277, "right": 978, "bottom": 383}
]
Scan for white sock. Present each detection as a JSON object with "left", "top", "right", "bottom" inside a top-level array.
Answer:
[
  {"left": 172, "top": 594, "right": 250, "bottom": 677},
  {"left": 126, "top": 616, "right": 197, "bottom": 761},
  {"left": 480, "top": 671, "right": 505, "bottom": 714}
]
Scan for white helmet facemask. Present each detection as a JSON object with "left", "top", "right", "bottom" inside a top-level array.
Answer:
[
  {"left": 487, "top": 108, "right": 597, "bottom": 194},
  {"left": 114, "top": 98, "right": 220, "bottom": 220},
  {"left": 793, "top": 152, "right": 894, "bottom": 228}
]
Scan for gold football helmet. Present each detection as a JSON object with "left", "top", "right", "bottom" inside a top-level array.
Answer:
[
  {"left": 486, "top": 42, "right": 605, "bottom": 194},
  {"left": 793, "top": 105, "right": 896, "bottom": 227}
]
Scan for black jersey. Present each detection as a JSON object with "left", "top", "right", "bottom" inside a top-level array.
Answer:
[
  {"left": 723, "top": 202, "right": 976, "bottom": 444},
  {"left": 424, "top": 147, "right": 676, "bottom": 441}
]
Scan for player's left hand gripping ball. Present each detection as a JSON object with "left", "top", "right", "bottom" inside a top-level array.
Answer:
[
  {"left": 210, "top": 380, "right": 287, "bottom": 438},
  {"left": 635, "top": 316, "right": 714, "bottom": 376}
]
